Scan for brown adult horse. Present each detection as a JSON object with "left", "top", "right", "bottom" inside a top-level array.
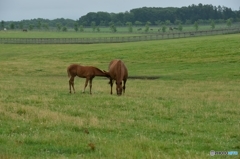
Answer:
[
  {"left": 67, "top": 64, "right": 109, "bottom": 94},
  {"left": 108, "top": 59, "right": 128, "bottom": 95}
]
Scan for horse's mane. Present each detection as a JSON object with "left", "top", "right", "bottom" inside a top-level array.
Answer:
[
  {"left": 116, "top": 60, "right": 122, "bottom": 74},
  {"left": 94, "top": 67, "right": 104, "bottom": 73}
]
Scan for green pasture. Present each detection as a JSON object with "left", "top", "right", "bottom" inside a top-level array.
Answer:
[
  {"left": 0, "top": 31, "right": 142, "bottom": 39},
  {"left": 1, "top": 23, "right": 238, "bottom": 39},
  {"left": 0, "top": 34, "right": 240, "bottom": 158}
]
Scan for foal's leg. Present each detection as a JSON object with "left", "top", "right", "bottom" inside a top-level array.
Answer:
[
  {"left": 83, "top": 78, "right": 89, "bottom": 93},
  {"left": 89, "top": 78, "right": 93, "bottom": 94},
  {"left": 69, "top": 76, "right": 75, "bottom": 93}
]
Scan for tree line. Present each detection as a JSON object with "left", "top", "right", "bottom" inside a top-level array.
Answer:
[
  {"left": 1, "top": 4, "right": 240, "bottom": 31},
  {"left": 1, "top": 18, "right": 76, "bottom": 31},
  {"left": 79, "top": 4, "right": 240, "bottom": 26}
]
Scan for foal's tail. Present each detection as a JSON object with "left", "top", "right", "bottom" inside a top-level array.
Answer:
[{"left": 67, "top": 68, "right": 71, "bottom": 77}]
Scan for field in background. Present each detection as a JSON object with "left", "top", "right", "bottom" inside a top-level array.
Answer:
[
  {"left": 1, "top": 23, "right": 239, "bottom": 39},
  {"left": 0, "top": 31, "right": 143, "bottom": 39},
  {"left": 0, "top": 34, "right": 240, "bottom": 158}
]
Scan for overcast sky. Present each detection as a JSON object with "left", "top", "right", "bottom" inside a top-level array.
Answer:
[{"left": 0, "top": 0, "right": 239, "bottom": 21}]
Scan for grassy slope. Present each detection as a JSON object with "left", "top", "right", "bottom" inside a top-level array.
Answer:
[{"left": 0, "top": 34, "right": 240, "bottom": 158}]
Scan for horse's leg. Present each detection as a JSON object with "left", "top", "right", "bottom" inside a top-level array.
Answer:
[
  {"left": 69, "top": 79, "right": 72, "bottom": 93},
  {"left": 123, "top": 79, "right": 127, "bottom": 94},
  {"left": 89, "top": 78, "right": 93, "bottom": 94},
  {"left": 110, "top": 79, "right": 113, "bottom": 94},
  {"left": 83, "top": 78, "right": 89, "bottom": 93}
]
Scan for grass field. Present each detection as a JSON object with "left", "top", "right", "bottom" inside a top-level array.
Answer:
[
  {"left": 1, "top": 23, "right": 238, "bottom": 39},
  {"left": 0, "top": 33, "right": 240, "bottom": 158},
  {"left": 0, "top": 31, "right": 143, "bottom": 39}
]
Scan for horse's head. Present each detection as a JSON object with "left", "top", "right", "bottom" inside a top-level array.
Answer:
[{"left": 116, "top": 81, "right": 123, "bottom": 95}]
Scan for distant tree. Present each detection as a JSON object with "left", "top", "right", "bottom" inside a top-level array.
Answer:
[
  {"left": 79, "top": 25, "right": 84, "bottom": 32},
  {"left": 165, "top": 20, "right": 171, "bottom": 26},
  {"left": 56, "top": 23, "right": 62, "bottom": 31},
  {"left": 37, "top": 20, "right": 42, "bottom": 30},
  {"left": 210, "top": 20, "right": 215, "bottom": 30},
  {"left": 108, "top": 21, "right": 113, "bottom": 26},
  {"left": 99, "top": 21, "right": 106, "bottom": 26},
  {"left": 216, "top": 19, "right": 225, "bottom": 24},
  {"left": 42, "top": 23, "right": 49, "bottom": 30},
  {"left": 160, "top": 21, "right": 165, "bottom": 26},
  {"left": 109, "top": 22, "right": 117, "bottom": 33},
  {"left": 123, "top": 11, "right": 134, "bottom": 24},
  {"left": 198, "top": 19, "right": 204, "bottom": 25},
  {"left": 135, "top": 21, "right": 142, "bottom": 26},
  {"left": 162, "top": 25, "right": 166, "bottom": 32},
  {"left": 62, "top": 26, "right": 67, "bottom": 32},
  {"left": 96, "top": 26, "right": 100, "bottom": 32},
  {"left": 178, "top": 24, "right": 183, "bottom": 31},
  {"left": 74, "top": 22, "right": 79, "bottom": 32},
  {"left": 155, "top": 20, "right": 161, "bottom": 26},
  {"left": 110, "top": 23, "right": 117, "bottom": 32},
  {"left": 82, "top": 21, "right": 88, "bottom": 26},
  {"left": 28, "top": 24, "right": 34, "bottom": 31},
  {"left": 146, "top": 21, "right": 151, "bottom": 25},
  {"left": 194, "top": 21, "right": 199, "bottom": 31},
  {"left": 91, "top": 21, "right": 96, "bottom": 31},
  {"left": 19, "top": 22, "right": 23, "bottom": 30},
  {"left": 1, "top": 20, "right": 4, "bottom": 29},
  {"left": 226, "top": 18, "right": 232, "bottom": 28},
  {"left": 126, "top": 22, "right": 133, "bottom": 33},
  {"left": 174, "top": 20, "right": 182, "bottom": 25},
  {"left": 144, "top": 24, "right": 149, "bottom": 33},
  {"left": 10, "top": 23, "right": 15, "bottom": 30},
  {"left": 144, "top": 21, "right": 151, "bottom": 32},
  {"left": 185, "top": 20, "right": 192, "bottom": 25},
  {"left": 116, "top": 21, "right": 123, "bottom": 26}
]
